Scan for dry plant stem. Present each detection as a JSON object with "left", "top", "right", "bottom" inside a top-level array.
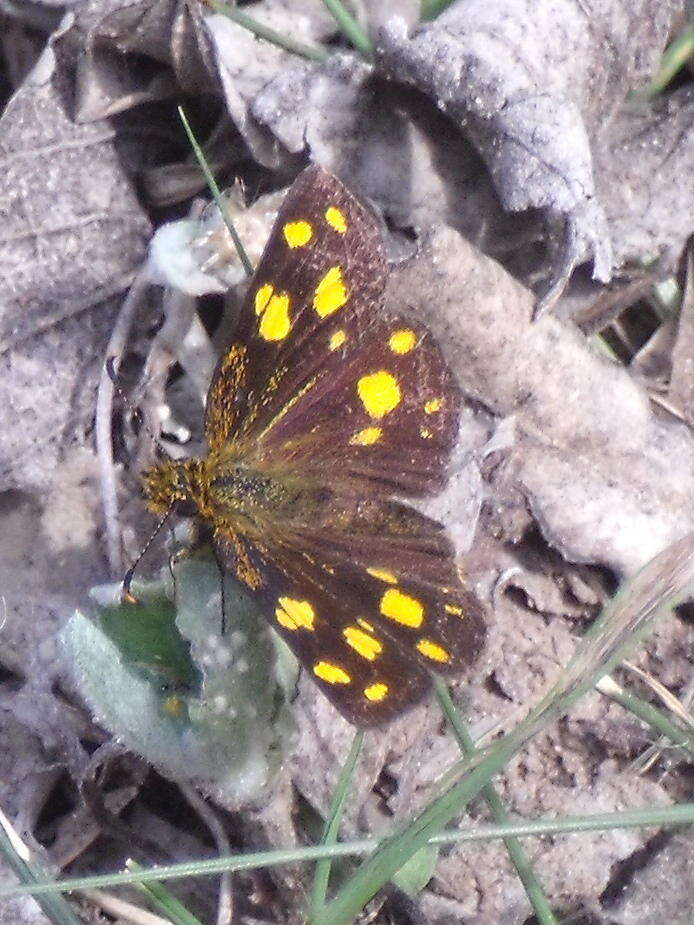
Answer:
[
  {"left": 179, "top": 783, "right": 233, "bottom": 925},
  {"left": 144, "top": 292, "right": 208, "bottom": 402},
  {"left": 96, "top": 268, "right": 151, "bottom": 577},
  {"left": 79, "top": 888, "right": 171, "bottom": 925}
]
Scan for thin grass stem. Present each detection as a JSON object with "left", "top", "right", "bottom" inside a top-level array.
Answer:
[
  {"left": 321, "top": 0, "right": 374, "bottom": 59},
  {"left": 435, "top": 678, "right": 557, "bottom": 925},
  {"left": 310, "top": 729, "right": 365, "bottom": 916},
  {"left": 204, "top": 0, "right": 330, "bottom": 62},
  {"left": 178, "top": 106, "right": 254, "bottom": 278}
]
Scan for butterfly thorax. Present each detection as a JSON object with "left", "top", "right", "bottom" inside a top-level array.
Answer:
[{"left": 142, "top": 456, "right": 328, "bottom": 529}]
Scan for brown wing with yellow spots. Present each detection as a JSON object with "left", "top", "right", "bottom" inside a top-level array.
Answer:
[
  {"left": 248, "top": 315, "right": 461, "bottom": 497},
  {"left": 205, "top": 166, "right": 460, "bottom": 496},
  {"left": 213, "top": 496, "right": 486, "bottom": 726},
  {"left": 205, "top": 165, "right": 386, "bottom": 451}
]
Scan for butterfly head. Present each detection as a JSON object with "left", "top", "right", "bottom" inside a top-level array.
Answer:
[{"left": 142, "top": 458, "right": 210, "bottom": 518}]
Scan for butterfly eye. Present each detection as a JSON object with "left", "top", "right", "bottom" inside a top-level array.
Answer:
[{"left": 173, "top": 498, "right": 198, "bottom": 517}]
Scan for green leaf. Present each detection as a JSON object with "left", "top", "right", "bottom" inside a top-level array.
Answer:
[
  {"left": 391, "top": 844, "right": 439, "bottom": 898},
  {"left": 64, "top": 550, "right": 295, "bottom": 808}
]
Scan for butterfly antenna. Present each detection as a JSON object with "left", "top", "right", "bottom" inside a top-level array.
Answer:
[
  {"left": 106, "top": 356, "right": 174, "bottom": 460},
  {"left": 122, "top": 504, "right": 174, "bottom": 604}
]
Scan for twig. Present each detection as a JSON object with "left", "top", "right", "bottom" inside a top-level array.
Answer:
[
  {"left": 95, "top": 268, "right": 150, "bottom": 577},
  {"left": 179, "top": 783, "right": 233, "bottom": 925}
]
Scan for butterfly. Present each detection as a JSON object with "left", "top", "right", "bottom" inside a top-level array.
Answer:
[{"left": 141, "top": 165, "right": 486, "bottom": 726}]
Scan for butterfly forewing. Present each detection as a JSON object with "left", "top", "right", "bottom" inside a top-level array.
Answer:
[{"left": 205, "top": 166, "right": 386, "bottom": 451}]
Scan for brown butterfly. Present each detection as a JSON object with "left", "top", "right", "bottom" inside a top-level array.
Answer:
[{"left": 141, "top": 165, "right": 486, "bottom": 726}]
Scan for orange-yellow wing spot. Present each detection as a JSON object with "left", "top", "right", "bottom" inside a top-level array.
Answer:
[
  {"left": 366, "top": 567, "right": 397, "bottom": 584},
  {"left": 364, "top": 682, "right": 388, "bottom": 702},
  {"left": 420, "top": 427, "right": 433, "bottom": 439},
  {"left": 424, "top": 397, "right": 444, "bottom": 414},
  {"left": 314, "top": 661, "right": 351, "bottom": 684},
  {"left": 444, "top": 603, "right": 463, "bottom": 615},
  {"left": 357, "top": 370, "right": 401, "bottom": 418},
  {"left": 325, "top": 205, "right": 347, "bottom": 233},
  {"left": 416, "top": 639, "right": 451, "bottom": 663},
  {"left": 343, "top": 626, "right": 382, "bottom": 661},
  {"left": 163, "top": 695, "right": 186, "bottom": 717},
  {"left": 349, "top": 426, "right": 382, "bottom": 446},
  {"left": 283, "top": 220, "right": 313, "bottom": 248},
  {"left": 254, "top": 282, "right": 274, "bottom": 315},
  {"left": 258, "top": 291, "right": 292, "bottom": 341},
  {"left": 314, "top": 265, "right": 348, "bottom": 318},
  {"left": 275, "top": 597, "right": 315, "bottom": 631},
  {"left": 329, "top": 329, "right": 347, "bottom": 351},
  {"left": 380, "top": 588, "right": 424, "bottom": 628},
  {"left": 389, "top": 328, "right": 417, "bottom": 355}
]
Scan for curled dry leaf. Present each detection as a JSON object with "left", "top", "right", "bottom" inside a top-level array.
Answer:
[
  {"left": 73, "top": 0, "right": 217, "bottom": 121},
  {"left": 377, "top": 1, "right": 679, "bottom": 297},
  {"left": 0, "top": 20, "right": 151, "bottom": 492},
  {"left": 597, "top": 85, "right": 694, "bottom": 267},
  {"left": 205, "top": 1, "right": 688, "bottom": 314}
]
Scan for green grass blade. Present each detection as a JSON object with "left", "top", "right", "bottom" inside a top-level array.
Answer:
[
  {"left": 596, "top": 676, "right": 694, "bottom": 756},
  {"left": 178, "top": 106, "right": 254, "bottom": 278},
  {"left": 1, "top": 804, "right": 692, "bottom": 899},
  {"left": 321, "top": 0, "right": 374, "bottom": 59},
  {"left": 0, "top": 808, "right": 82, "bottom": 925},
  {"left": 434, "top": 678, "right": 558, "bottom": 925},
  {"left": 127, "top": 860, "right": 204, "bottom": 925},
  {"left": 205, "top": 0, "right": 330, "bottom": 62},
  {"left": 646, "top": 22, "right": 694, "bottom": 96},
  {"left": 310, "top": 729, "right": 365, "bottom": 917},
  {"left": 420, "top": 0, "right": 456, "bottom": 20}
]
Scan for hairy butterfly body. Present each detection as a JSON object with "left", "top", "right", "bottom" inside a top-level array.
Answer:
[{"left": 143, "top": 165, "right": 486, "bottom": 726}]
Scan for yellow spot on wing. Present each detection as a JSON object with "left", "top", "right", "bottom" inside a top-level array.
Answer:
[
  {"left": 329, "top": 329, "right": 347, "bottom": 350},
  {"left": 357, "top": 618, "right": 375, "bottom": 632},
  {"left": 275, "top": 597, "right": 315, "bottom": 631},
  {"left": 283, "top": 220, "right": 313, "bottom": 247},
  {"left": 314, "top": 661, "right": 351, "bottom": 684},
  {"left": 314, "top": 266, "right": 348, "bottom": 317},
  {"left": 255, "top": 282, "right": 274, "bottom": 315},
  {"left": 444, "top": 603, "right": 463, "bottom": 615},
  {"left": 380, "top": 588, "right": 424, "bottom": 628},
  {"left": 367, "top": 567, "right": 397, "bottom": 584},
  {"left": 416, "top": 638, "right": 451, "bottom": 663},
  {"left": 389, "top": 329, "right": 417, "bottom": 354},
  {"left": 364, "top": 682, "right": 388, "bottom": 702},
  {"left": 357, "top": 370, "right": 401, "bottom": 418},
  {"left": 325, "top": 205, "right": 347, "bottom": 233},
  {"left": 259, "top": 292, "right": 291, "bottom": 341},
  {"left": 350, "top": 426, "right": 382, "bottom": 446},
  {"left": 425, "top": 397, "right": 444, "bottom": 414},
  {"left": 343, "top": 626, "right": 382, "bottom": 661},
  {"left": 163, "top": 695, "right": 185, "bottom": 717},
  {"left": 420, "top": 427, "right": 433, "bottom": 439}
]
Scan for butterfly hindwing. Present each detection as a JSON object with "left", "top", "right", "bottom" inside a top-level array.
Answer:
[{"left": 212, "top": 494, "right": 485, "bottom": 726}]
